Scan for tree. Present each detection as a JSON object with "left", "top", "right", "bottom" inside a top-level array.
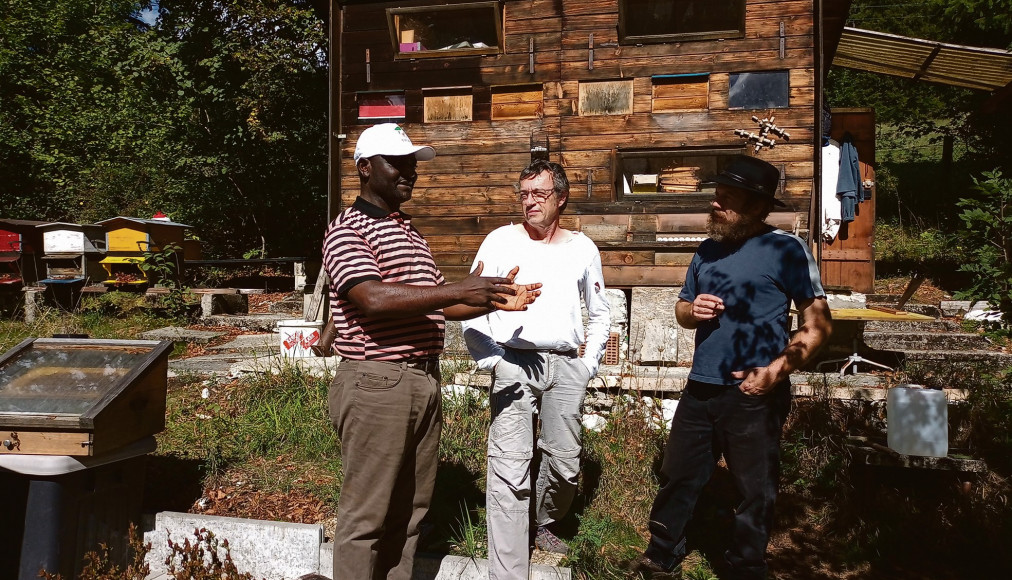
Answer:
[
  {"left": 143, "top": 0, "right": 328, "bottom": 258},
  {"left": 0, "top": 0, "right": 329, "bottom": 258},
  {"left": 0, "top": 0, "right": 163, "bottom": 221}
]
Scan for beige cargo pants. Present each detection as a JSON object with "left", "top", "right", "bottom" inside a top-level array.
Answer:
[{"left": 486, "top": 350, "right": 592, "bottom": 580}]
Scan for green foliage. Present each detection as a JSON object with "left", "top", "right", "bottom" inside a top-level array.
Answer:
[
  {"left": 159, "top": 363, "right": 339, "bottom": 477},
  {"left": 953, "top": 170, "right": 1012, "bottom": 319},
  {"left": 567, "top": 511, "right": 644, "bottom": 579},
  {"left": 448, "top": 504, "right": 488, "bottom": 559},
  {"left": 140, "top": 242, "right": 183, "bottom": 287},
  {"left": 0, "top": 0, "right": 327, "bottom": 258},
  {"left": 965, "top": 372, "right": 1012, "bottom": 473},
  {"left": 438, "top": 382, "right": 489, "bottom": 473},
  {"left": 139, "top": 242, "right": 196, "bottom": 317},
  {"left": 873, "top": 222, "right": 956, "bottom": 266}
]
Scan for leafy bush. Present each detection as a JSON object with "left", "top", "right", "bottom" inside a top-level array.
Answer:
[{"left": 954, "top": 169, "right": 1012, "bottom": 320}]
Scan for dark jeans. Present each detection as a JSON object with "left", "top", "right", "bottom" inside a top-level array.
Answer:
[{"left": 644, "top": 379, "right": 791, "bottom": 580}]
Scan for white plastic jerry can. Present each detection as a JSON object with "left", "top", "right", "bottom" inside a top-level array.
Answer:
[{"left": 886, "top": 384, "right": 949, "bottom": 458}]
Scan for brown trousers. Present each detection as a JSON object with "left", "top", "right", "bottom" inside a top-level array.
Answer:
[{"left": 329, "top": 359, "right": 442, "bottom": 580}]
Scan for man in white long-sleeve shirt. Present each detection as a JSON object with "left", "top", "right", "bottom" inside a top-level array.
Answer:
[{"left": 462, "top": 160, "right": 611, "bottom": 579}]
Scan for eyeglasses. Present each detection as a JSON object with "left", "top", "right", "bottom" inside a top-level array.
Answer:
[{"left": 518, "top": 188, "right": 556, "bottom": 202}]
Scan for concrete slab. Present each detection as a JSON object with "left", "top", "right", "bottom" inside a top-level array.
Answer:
[
  {"left": 207, "top": 332, "right": 281, "bottom": 353},
  {"left": 316, "top": 544, "right": 569, "bottom": 580},
  {"left": 203, "top": 313, "right": 292, "bottom": 331},
  {"left": 144, "top": 511, "right": 323, "bottom": 580},
  {"left": 940, "top": 300, "right": 973, "bottom": 317},
  {"left": 229, "top": 354, "right": 340, "bottom": 379},
  {"left": 139, "top": 326, "right": 226, "bottom": 344},
  {"left": 411, "top": 553, "right": 571, "bottom": 580}
]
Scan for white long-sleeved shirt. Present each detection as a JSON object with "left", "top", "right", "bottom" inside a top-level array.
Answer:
[
  {"left": 822, "top": 138, "right": 842, "bottom": 242},
  {"left": 461, "top": 224, "right": 611, "bottom": 375}
]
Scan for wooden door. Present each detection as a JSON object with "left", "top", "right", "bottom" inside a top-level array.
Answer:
[{"left": 821, "top": 108, "right": 875, "bottom": 293}]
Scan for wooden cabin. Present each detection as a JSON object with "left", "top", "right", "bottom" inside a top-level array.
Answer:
[
  {"left": 95, "top": 217, "right": 200, "bottom": 286},
  {"left": 328, "top": 0, "right": 858, "bottom": 293},
  {"left": 37, "top": 222, "right": 107, "bottom": 286},
  {"left": 0, "top": 219, "right": 45, "bottom": 289}
]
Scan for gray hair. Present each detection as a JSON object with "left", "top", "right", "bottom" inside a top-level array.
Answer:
[{"left": 519, "top": 160, "right": 570, "bottom": 195}]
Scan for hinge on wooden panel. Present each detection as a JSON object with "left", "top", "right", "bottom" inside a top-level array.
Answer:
[
  {"left": 81, "top": 440, "right": 94, "bottom": 448},
  {"left": 365, "top": 48, "right": 371, "bottom": 84},
  {"left": 586, "top": 174, "right": 593, "bottom": 199},
  {"left": 529, "top": 37, "right": 535, "bottom": 74},
  {"left": 588, "top": 33, "right": 594, "bottom": 70},
  {"left": 779, "top": 22, "right": 785, "bottom": 59}
]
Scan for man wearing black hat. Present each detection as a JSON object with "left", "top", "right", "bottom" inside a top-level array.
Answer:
[{"left": 631, "top": 155, "right": 832, "bottom": 580}]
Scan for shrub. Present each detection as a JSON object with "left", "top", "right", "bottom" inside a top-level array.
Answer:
[{"left": 954, "top": 169, "right": 1012, "bottom": 321}]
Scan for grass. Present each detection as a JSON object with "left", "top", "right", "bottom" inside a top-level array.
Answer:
[{"left": 10, "top": 297, "right": 1012, "bottom": 578}]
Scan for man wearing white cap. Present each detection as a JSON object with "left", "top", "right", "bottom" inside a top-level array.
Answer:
[{"left": 324, "top": 123, "right": 541, "bottom": 580}]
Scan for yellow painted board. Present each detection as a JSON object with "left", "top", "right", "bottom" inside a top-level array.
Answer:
[{"left": 829, "top": 308, "right": 935, "bottom": 322}]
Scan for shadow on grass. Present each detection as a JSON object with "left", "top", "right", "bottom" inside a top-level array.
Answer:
[
  {"left": 422, "top": 461, "right": 485, "bottom": 553},
  {"left": 143, "top": 454, "right": 208, "bottom": 515}
]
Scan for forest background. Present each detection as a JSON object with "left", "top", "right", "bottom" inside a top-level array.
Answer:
[{"left": 1, "top": 0, "right": 1011, "bottom": 266}]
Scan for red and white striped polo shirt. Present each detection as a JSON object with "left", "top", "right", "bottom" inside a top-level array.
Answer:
[{"left": 323, "top": 197, "right": 445, "bottom": 360}]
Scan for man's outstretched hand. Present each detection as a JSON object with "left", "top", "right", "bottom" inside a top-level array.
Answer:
[{"left": 495, "top": 265, "right": 541, "bottom": 311}]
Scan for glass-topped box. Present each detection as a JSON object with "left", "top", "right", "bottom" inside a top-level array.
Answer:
[{"left": 0, "top": 338, "right": 172, "bottom": 456}]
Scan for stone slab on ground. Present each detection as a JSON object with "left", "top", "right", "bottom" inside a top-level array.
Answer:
[
  {"left": 139, "top": 326, "right": 226, "bottom": 344},
  {"left": 940, "top": 300, "right": 973, "bottom": 317},
  {"left": 229, "top": 354, "right": 340, "bottom": 378},
  {"left": 317, "top": 543, "right": 570, "bottom": 580},
  {"left": 144, "top": 511, "right": 324, "bottom": 580},
  {"left": 207, "top": 332, "right": 281, "bottom": 353},
  {"left": 203, "top": 312, "right": 293, "bottom": 331}
]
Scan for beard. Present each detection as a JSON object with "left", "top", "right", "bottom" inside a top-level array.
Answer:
[{"left": 707, "top": 208, "right": 768, "bottom": 245}]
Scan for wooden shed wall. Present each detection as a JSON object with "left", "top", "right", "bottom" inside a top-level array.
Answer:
[{"left": 338, "top": 0, "right": 817, "bottom": 285}]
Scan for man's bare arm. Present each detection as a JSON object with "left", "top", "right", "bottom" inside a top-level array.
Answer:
[
  {"left": 346, "top": 262, "right": 516, "bottom": 319},
  {"left": 734, "top": 297, "right": 833, "bottom": 395}
]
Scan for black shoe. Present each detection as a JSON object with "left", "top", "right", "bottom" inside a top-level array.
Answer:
[{"left": 627, "top": 554, "right": 682, "bottom": 579}]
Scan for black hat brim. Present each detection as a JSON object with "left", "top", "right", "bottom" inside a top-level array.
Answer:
[{"left": 713, "top": 174, "right": 787, "bottom": 207}]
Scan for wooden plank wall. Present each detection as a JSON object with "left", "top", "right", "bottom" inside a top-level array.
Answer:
[{"left": 339, "top": 0, "right": 817, "bottom": 285}]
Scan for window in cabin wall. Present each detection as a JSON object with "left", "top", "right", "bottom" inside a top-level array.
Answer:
[
  {"left": 616, "top": 148, "right": 747, "bottom": 198},
  {"left": 578, "top": 80, "right": 634, "bottom": 116},
  {"left": 619, "top": 0, "right": 746, "bottom": 44},
  {"left": 652, "top": 74, "right": 709, "bottom": 112},
  {"left": 357, "top": 91, "right": 406, "bottom": 123},
  {"left": 423, "top": 87, "right": 473, "bottom": 123},
  {"left": 387, "top": 2, "right": 504, "bottom": 59},
  {"left": 491, "top": 84, "right": 544, "bottom": 120},
  {"left": 728, "top": 71, "right": 790, "bottom": 110}
]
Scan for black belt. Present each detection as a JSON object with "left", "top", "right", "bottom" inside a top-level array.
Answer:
[
  {"left": 402, "top": 357, "right": 440, "bottom": 374},
  {"left": 501, "top": 346, "right": 578, "bottom": 358}
]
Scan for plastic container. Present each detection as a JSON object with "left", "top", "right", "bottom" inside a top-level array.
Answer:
[
  {"left": 886, "top": 384, "right": 949, "bottom": 457},
  {"left": 277, "top": 319, "right": 323, "bottom": 358}
]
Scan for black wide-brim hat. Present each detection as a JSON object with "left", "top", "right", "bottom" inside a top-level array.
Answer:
[{"left": 713, "top": 154, "right": 786, "bottom": 207}]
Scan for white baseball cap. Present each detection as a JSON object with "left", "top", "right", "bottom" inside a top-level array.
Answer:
[{"left": 353, "top": 123, "right": 436, "bottom": 163}]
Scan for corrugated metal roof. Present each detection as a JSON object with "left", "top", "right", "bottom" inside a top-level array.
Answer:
[{"left": 834, "top": 27, "right": 1012, "bottom": 91}]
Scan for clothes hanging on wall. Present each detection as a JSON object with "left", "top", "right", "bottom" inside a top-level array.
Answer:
[
  {"left": 822, "top": 138, "right": 842, "bottom": 243},
  {"left": 837, "top": 133, "right": 862, "bottom": 223}
]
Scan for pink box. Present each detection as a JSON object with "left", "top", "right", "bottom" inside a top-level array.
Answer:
[{"left": 399, "top": 42, "right": 425, "bottom": 52}]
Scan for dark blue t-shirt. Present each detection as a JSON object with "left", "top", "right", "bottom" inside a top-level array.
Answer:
[{"left": 680, "top": 228, "right": 825, "bottom": 385}]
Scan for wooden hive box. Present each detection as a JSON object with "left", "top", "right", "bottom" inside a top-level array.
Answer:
[{"left": 0, "top": 338, "right": 173, "bottom": 457}]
